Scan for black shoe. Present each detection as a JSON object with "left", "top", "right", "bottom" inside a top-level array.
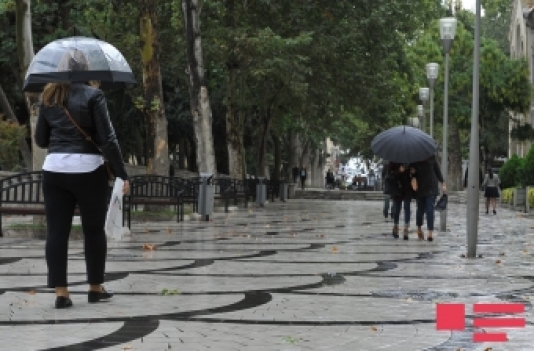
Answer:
[
  {"left": 403, "top": 235, "right": 409, "bottom": 240},
  {"left": 493, "top": 210, "right": 496, "bottom": 215},
  {"left": 485, "top": 210, "right": 489, "bottom": 214},
  {"left": 88, "top": 287, "right": 113, "bottom": 303},
  {"left": 427, "top": 237, "right": 433, "bottom": 242},
  {"left": 55, "top": 296, "right": 73, "bottom": 309}
]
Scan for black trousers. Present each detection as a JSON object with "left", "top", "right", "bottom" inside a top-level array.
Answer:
[{"left": 43, "top": 166, "right": 108, "bottom": 288}]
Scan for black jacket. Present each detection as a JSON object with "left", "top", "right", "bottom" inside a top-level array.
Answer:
[
  {"left": 413, "top": 156, "right": 443, "bottom": 198},
  {"left": 34, "top": 83, "right": 128, "bottom": 180}
]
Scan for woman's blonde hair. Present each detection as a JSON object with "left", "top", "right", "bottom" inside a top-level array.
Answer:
[{"left": 41, "top": 49, "right": 89, "bottom": 107}]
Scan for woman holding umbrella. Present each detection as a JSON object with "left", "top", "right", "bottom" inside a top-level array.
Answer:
[{"left": 34, "top": 49, "right": 130, "bottom": 308}]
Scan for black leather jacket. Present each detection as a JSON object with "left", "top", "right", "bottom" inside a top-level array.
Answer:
[{"left": 34, "top": 83, "right": 128, "bottom": 180}]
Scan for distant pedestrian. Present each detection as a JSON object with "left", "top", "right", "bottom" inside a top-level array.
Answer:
[
  {"left": 381, "top": 161, "right": 395, "bottom": 220},
  {"left": 387, "top": 163, "right": 417, "bottom": 240},
  {"left": 325, "top": 169, "right": 334, "bottom": 189},
  {"left": 482, "top": 168, "right": 500, "bottom": 215},
  {"left": 292, "top": 165, "right": 299, "bottom": 184},
  {"left": 412, "top": 155, "right": 446, "bottom": 242},
  {"left": 300, "top": 166, "right": 307, "bottom": 190}
]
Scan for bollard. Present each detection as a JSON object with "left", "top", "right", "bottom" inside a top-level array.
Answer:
[
  {"left": 198, "top": 173, "right": 214, "bottom": 221},
  {"left": 256, "top": 177, "right": 267, "bottom": 207}
]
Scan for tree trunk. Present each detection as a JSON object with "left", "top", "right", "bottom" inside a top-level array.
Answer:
[
  {"left": 287, "top": 130, "right": 298, "bottom": 179},
  {"left": 256, "top": 112, "right": 272, "bottom": 178},
  {"left": 16, "top": 0, "right": 45, "bottom": 172},
  {"left": 272, "top": 131, "right": 281, "bottom": 182},
  {"left": 311, "top": 148, "right": 322, "bottom": 187},
  {"left": 140, "top": 0, "right": 169, "bottom": 176},
  {"left": 182, "top": 0, "right": 217, "bottom": 175},
  {"left": 178, "top": 137, "right": 186, "bottom": 169},
  {"left": 226, "top": 68, "right": 246, "bottom": 179},
  {"left": 224, "top": 0, "right": 246, "bottom": 180},
  {"left": 449, "top": 117, "right": 463, "bottom": 191},
  {"left": 0, "top": 83, "right": 32, "bottom": 169}
]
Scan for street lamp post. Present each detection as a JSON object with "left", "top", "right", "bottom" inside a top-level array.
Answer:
[
  {"left": 466, "top": 0, "right": 482, "bottom": 258},
  {"left": 419, "top": 88, "right": 429, "bottom": 132},
  {"left": 417, "top": 105, "right": 425, "bottom": 128},
  {"left": 426, "top": 63, "right": 439, "bottom": 138},
  {"left": 439, "top": 17, "right": 457, "bottom": 233}
]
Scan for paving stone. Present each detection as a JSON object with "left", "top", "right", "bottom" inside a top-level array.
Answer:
[{"left": 1, "top": 199, "right": 533, "bottom": 350}]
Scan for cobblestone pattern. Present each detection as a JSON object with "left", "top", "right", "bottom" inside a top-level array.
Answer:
[{"left": 0, "top": 199, "right": 533, "bottom": 350}]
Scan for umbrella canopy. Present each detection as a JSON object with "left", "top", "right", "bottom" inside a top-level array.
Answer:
[
  {"left": 23, "top": 36, "right": 136, "bottom": 92},
  {"left": 371, "top": 125, "right": 437, "bottom": 164}
]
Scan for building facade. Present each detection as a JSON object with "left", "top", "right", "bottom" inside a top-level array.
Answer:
[{"left": 509, "top": 0, "right": 534, "bottom": 157}]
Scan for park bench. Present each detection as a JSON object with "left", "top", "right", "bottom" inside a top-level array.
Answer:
[
  {"left": 0, "top": 171, "right": 46, "bottom": 237},
  {"left": 123, "top": 175, "right": 186, "bottom": 229},
  {"left": 180, "top": 177, "right": 251, "bottom": 213}
]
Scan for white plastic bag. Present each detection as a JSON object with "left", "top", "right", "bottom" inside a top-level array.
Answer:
[{"left": 105, "top": 177, "right": 130, "bottom": 240}]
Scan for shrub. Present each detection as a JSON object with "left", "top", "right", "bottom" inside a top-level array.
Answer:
[
  {"left": 528, "top": 187, "right": 534, "bottom": 208},
  {"left": 0, "top": 119, "right": 25, "bottom": 171},
  {"left": 499, "top": 155, "right": 524, "bottom": 189},
  {"left": 523, "top": 144, "right": 534, "bottom": 186},
  {"left": 501, "top": 188, "right": 514, "bottom": 204}
]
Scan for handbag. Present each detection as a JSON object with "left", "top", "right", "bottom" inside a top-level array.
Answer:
[
  {"left": 62, "top": 108, "right": 115, "bottom": 181},
  {"left": 435, "top": 193, "right": 448, "bottom": 211}
]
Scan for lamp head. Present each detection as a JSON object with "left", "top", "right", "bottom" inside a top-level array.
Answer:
[
  {"left": 419, "top": 87, "right": 430, "bottom": 101},
  {"left": 426, "top": 63, "right": 439, "bottom": 80},
  {"left": 439, "top": 17, "right": 457, "bottom": 40},
  {"left": 417, "top": 105, "right": 424, "bottom": 117}
]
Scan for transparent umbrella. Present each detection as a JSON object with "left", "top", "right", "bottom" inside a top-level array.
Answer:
[
  {"left": 371, "top": 125, "right": 437, "bottom": 164},
  {"left": 23, "top": 36, "right": 136, "bottom": 92}
]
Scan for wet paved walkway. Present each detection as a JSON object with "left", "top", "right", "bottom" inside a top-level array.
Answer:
[{"left": 0, "top": 199, "right": 533, "bottom": 350}]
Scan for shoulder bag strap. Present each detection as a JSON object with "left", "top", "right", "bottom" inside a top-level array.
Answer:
[
  {"left": 62, "top": 107, "right": 104, "bottom": 155},
  {"left": 62, "top": 107, "right": 114, "bottom": 180}
]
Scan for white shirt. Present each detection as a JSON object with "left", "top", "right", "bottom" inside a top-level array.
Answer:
[{"left": 42, "top": 153, "right": 104, "bottom": 173}]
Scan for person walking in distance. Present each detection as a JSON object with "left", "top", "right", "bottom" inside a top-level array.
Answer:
[
  {"left": 412, "top": 155, "right": 446, "bottom": 242},
  {"left": 481, "top": 168, "right": 500, "bottom": 214},
  {"left": 387, "top": 163, "right": 417, "bottom": 240},
  {"left": 381, "top": 160, "right": 395, "bottom": 219},
  {"left": 292, "top": 164, "right": 299, "bottom": 184},
  {"left": 300, "top": 166, "right": 307, "bottom": 190},
  {"left": 34, "top": 50, "right": 130, "bottom": 309}
]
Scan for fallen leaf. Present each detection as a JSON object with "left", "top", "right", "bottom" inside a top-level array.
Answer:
[
  {"left": 499, "top": 252, "right": 505, "bottom": 256},
  {"left": 484, "top": 348, "right": 492, "bottom": 351},
  {"left": 167, "top": 227, "right": 172, "bottom": 234},
  {"left": 143, "top": 243, "right": 156, "bottom": 251},
  {"left": 28, "top": 290, "right": 36, "bottom": 295},
  {"left": 370, "top": 326, "right": 378, "bottom": 331},
  {"left": 123, "top": 345, "right": 132, "bottom": 350},
  {"left": 331, "top": 246, "right": 338, "bottom": 253},
  {"left": 495, "top": 260, "right": 501, "bottom": 264}
]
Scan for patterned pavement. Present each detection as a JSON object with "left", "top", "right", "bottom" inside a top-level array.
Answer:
[{"left": 0, "top": 199, "right": 533, "bottom": 350}]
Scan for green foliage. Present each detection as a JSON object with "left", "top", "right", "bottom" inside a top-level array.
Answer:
[
  {"left": 528, "top": 187, "right": 534, "bottom": 208},
  {"left": 0, "top": 119, "right": 25, "bottom": 171},
  {"left": 160, "top": 288, "right": 180, "bottom": 296},
  {"left": 501, "top": 187, "right": 514, "bottom": 204},
  {"left": 510, "top": 124, "right": 534, "bottom": 141},
  {"left": 522, "top": 144, "right": 534, "bottom": 186},
  {"left": 499, "top": 154, "right": 523, "bottom": 189}
]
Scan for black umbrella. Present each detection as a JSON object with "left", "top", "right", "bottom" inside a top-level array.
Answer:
[
  {"left": 23, "top": 36, "right": 136, "bottom": 92},
  {"left": 371, "top": 125, "right": 437, "bottom": 163}
]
